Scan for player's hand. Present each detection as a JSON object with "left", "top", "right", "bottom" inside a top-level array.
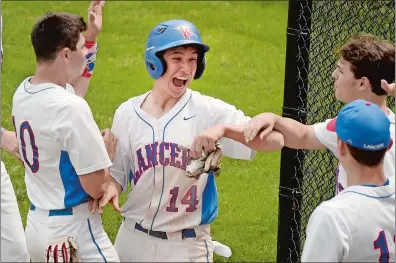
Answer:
[
  {"left": 102, "top": 128, "right": 118, "bottom": 162},
  {"left": 243, "top": 113, "right": 276, "bottom": 143},
  {"left": 190, "top": 124, "right": 225, "bottom": 159},
  {"left": 381, "top": 79, "right": 395, "bottom": 97},
  {"left": 1, "top": 130, "right": 21, "bottom": 161},
  {"left": 88, "top": 198, "right": 100, "bottom": 213},
  {"left": 85, "top": 0, "right": 105, "bottom": 41},
  {"left": 98, "top": 181, "right": 121, "bottom": 214}
]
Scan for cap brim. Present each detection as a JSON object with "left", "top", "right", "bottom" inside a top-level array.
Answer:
[{"left": 326, "top": 118, "right": 337, "bottom": 132}]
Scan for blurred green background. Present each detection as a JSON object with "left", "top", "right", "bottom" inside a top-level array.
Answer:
[{"left": 1, "top": 1, "right": 288, "bottom": 261}]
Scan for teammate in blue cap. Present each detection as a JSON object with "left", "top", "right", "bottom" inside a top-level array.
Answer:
[
  {"left": 243, "top": 34, "right": 395, "bottom": 195},
  {"left": 301, "top": 99, "right": 395, "bottom": 262},
  {"left": 97, "top": 19, "right": 284, "bottom": 262}
]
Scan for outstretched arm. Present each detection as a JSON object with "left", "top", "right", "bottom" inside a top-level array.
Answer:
[
  {"left": 190, "top": 123, "right": 284, "bottom": 159},
  {"left": 69, "top": 0, "right": 104, "bottom": 98},
  {"left": 244, "top": 112, "right": 326, "bottom": 150},
  {"left": 223, "top": 124, "right": 284, "bottom": 152}
]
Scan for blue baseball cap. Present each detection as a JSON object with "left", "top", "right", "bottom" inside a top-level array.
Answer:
[{"left": 335, "top": 99, "right": 391, "bottom": 151}]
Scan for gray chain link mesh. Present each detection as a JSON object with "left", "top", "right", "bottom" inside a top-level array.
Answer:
[{"left": 285, "top": 0, "right": 395, "bottom": 261}]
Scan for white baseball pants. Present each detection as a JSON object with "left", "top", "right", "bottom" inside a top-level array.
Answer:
[
  {"left": 1, "top": 161, "right": 30, "bottom": 262},
  {"left": 114, "top": 218, "right": 214, "bottom": 262},
  {"left": 25, "top": 201, "right": 119, "bottom": 262}
]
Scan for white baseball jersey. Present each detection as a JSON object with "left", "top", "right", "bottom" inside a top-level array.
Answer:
[
  {"left": 12, "top": 76, "right": 112, "bottom": 210},
  {"left": 313, "top": 109, "right": 395, "bottom": 194},
  {"left": 110, "top": 89, "right": 256, "bottom": 232},
  {"left": 301, "top": 178, "right": 395, "bottom": 262}
]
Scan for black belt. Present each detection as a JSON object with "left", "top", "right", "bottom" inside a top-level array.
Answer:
[{"left": 134, "top": 222, "right": 196, "bottom": 240}]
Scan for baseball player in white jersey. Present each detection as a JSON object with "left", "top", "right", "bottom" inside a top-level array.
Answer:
[
  {"left": 301, "top": 99, "right": 395, "bottom": 262},
  {"left": 243, "top": 34, "right": 395, "bottom": 195},
  {"left": 12, "top": 3, "right": 120, "bottom": 262},
  {"left": 312, "top": 107, "right": 394, "bottom": 194},
  {"left": 94, "top": 19, "right": 284, "bottom": 262}
]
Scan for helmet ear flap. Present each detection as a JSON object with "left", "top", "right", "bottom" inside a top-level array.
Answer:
[
  {"left": 145, "top": 51, "right": 165, "bottom": 79},
  {"left": 158, "top": 52, "right": 167, "bottom": 78},
  {"left": 194, "top": 53, "right": 206, "bottom": 79}
]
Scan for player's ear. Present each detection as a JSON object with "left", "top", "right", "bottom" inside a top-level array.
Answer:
[
  {"left": 358, "top": 76, "right": 371, "bottom": 92},
  {"left": 337, "top": 138, "right": 346, "bottom": 157},
  {"left": 59, "top": 47, "right": 69, "bottom": 62}
]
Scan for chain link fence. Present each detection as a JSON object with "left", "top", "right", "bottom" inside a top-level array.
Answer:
[{"left": 277, "top": 1, "right": 395, "bottom": 262}]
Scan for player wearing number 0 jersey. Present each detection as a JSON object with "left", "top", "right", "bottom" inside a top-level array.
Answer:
[
  {"left": 13, "top": 78, "right": 106, "bottom": 210},
  {"left": 102, "top": 19, "right": 283, "bottom": 262},
  {"left": 301, "top": 99, "right": 395, "bottom": 262},
  {"left": 12, "top": 10, "right": 119, "bottom": 262}
]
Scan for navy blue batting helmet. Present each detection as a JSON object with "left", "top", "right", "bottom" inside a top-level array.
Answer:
[{"left": 145, "top": 19, "right": 210, "bottom": 79}]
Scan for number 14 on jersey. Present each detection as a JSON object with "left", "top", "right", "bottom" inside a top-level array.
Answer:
[{"left": 166, "top": 185, "right": 198, "bottom": 212}]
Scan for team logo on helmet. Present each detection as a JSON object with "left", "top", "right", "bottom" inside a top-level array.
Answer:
[{"left": 174, "top": 25, "right": 198, "bottom": 39}]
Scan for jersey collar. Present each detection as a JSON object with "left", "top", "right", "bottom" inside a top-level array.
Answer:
[
  {"left": 341, "top": 177, "right": 395, "bottom": 199},
  {"left": 133, "top": 89, "right": 192, "bottom": 124}
]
